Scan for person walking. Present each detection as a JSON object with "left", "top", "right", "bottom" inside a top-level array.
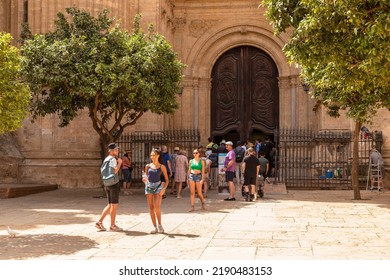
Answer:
[
  {"left": 241, "top": 147, "right": 260, "bottom": 202},
  {"left": 121, "top": 151, "right": 132, "bottom": 195},
  {"left": 95, "top": 143, "right": 123, "bottom": 232},
  {"left": 175, "top": 149, "right": 188, "bottom": 198},
  {"left": 221, "top": 141, "right": 236, "bottom": 201},
  {"left": 142, "top": 149, "right": 169, "bottom": 234},
  {"left": 187, "top": 148, "right": 206, "bottom": 211}
]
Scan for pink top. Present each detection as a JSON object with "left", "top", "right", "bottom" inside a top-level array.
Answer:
[{"left": 122, "top": 155, "right": 130, "bottom": 169}]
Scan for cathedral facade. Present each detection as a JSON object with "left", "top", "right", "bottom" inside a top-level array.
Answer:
[{"left": 1, "top": 0, "right": 388, "bottom": 188}]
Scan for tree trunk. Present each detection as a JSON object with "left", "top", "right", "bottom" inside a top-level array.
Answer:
[{"left": 351, "top": 120, "right": 362, "bottom": 200}]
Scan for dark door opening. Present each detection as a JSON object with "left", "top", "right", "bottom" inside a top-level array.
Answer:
[{"left": 211, "top": 46, "right": 279, "bottom": 144}]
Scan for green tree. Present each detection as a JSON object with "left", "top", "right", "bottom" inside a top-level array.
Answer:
[
  {"left": 261, "top": 0, "right": 390, "bottom": 199},
  {"left": 0, "top": 32, "right": 31, "bottom": 134},
  {"left": 20, "top": 7, "right": 185, "bottom": 154}
]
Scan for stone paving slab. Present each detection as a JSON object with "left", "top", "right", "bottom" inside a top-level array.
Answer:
[{"left": 0, "top": 186, "right": 389, "bottom": 260}]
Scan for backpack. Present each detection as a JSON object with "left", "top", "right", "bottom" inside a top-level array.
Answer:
[
  {"left": 235, "top": 147, "right": 245, "bottom": 162},
  {"left": 208, "top": 153, "right": 218, "bottom": 167},
  {"left": 101, "top": 156, "right": 119, "bottom": 187}
]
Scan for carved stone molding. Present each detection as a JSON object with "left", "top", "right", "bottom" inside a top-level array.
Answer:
[
  {"left": 189, "top": 19, "right": 219, "bottom": 38},
  {"left": 172, "top": 17, "right": 186, "bottom": 31}
]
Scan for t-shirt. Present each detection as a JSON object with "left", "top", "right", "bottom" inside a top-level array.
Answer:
[
  {"left": 243, "top": 155, "right": 260, "bottom": 176},
  {"left": 224, "top": 150, "right": 236, "bottom": 172},
  {"left": 258, "top": 157, "right": 269, "bottom": 174},
  {"left": 162, "top": 152, "right": 171, "bottom": 173}
]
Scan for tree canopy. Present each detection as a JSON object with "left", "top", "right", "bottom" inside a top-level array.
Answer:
[
  {"left": 20, "top": 7, "right": 185, "bottom": 149},
  {"left": 261, "top": 0, "right": 390, "bottom": 122},
  {"left": 261, "top": 0, "right": 390, "bottom": 199},
  {"left": 0, "top": 32, "right": 31, "bottom": 134}
]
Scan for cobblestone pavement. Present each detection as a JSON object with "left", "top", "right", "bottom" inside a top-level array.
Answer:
[{"left": 1, "top": 186, "right": 389, "bottom": 260}]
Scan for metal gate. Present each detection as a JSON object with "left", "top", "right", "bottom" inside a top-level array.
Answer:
[
  {"left": 118, "top": 129, "right": 200, "bottom": 187},
  {"left": 274, "top": 128, "right": 383, "bottom": 189}
]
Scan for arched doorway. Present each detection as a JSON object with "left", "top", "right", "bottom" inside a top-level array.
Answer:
[{"left": 211, "top": 46, "right": 279, "bottom": 144}]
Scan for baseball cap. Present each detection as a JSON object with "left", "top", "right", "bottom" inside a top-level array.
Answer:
[
  {"left": 220, "top": 139, "right": 226, "bottom": 144},
  {"left": 225, "top": 141, "right": 233, "bottom": 146},
  {"left": 108, "top": 143, "right": 119, "bottom": 150},
  {"left": 174, "top": 147, "right": 180, "bottom": 151}
]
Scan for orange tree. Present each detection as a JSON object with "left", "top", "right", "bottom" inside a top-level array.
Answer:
[
  {"left": 0, "top": 32, "right": 30, "bottom": 134},
  {"left": 261, "top": 0, "right": 390, "bottom": 199},
  {"left": 20, "top": 7, "right": 184, "bottom": 154}
]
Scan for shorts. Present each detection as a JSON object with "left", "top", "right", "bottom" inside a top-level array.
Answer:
[
  {"left": 244, "top": 175, "right": 257, "bottom": 186},
  {"left": 122, "top": 168, "right": 131, "bottom": 182},
  {"left": 189, "top": 173, "right": 202, "bottom": 182},
  {"left": 104, "top": 182, "right": 120, "bottom": 204},
  {"left": 225, "top": 171, "right": 234, "bottom": 182},
  {"left": 145, "top": 181, "right": 163, "bottom": 195}
]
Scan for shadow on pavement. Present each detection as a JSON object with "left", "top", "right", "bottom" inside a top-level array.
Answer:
[{"left": 0, "top": 234, "right": 98, "bottom": 260}]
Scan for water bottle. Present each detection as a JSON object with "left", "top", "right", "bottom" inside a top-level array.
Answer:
[{"left": 142, "top": 171, "right": 148, "bottom": 184}]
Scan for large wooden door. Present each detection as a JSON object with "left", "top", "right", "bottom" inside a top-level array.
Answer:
[{"left": 211, "top": 46, "right": 279, "bottom": 142}]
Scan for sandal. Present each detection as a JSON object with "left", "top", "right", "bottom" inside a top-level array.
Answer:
[
  {"left": 95, "top": 222, "right": 106, "bottom": 231},
  {"left": 201, "top": 203, "right": 206, "bottom": 210},
  {"left": 189, "top": 206, "right": 195, "bottom": 212},
  {"left": 109, "top": 224, "right": 123, "bottom": 231}
]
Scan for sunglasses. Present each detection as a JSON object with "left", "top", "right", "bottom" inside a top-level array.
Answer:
[{"left": 193, "top": 152, "right": 199, "bottom": 154}]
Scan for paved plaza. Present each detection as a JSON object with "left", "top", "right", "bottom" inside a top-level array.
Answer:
[{"left": 1, "top": 186, "right": 389, "bottom": 260}]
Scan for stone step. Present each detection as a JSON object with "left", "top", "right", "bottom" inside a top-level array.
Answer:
[{"left": 0, "top": 184, "right": 58, "bottom": 199}]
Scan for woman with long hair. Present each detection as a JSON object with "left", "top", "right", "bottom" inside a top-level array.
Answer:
[
  {"left": 187, "top": 148, "right": 206, "bottom": 212},
  {"left": 143, "top": 149, "right": 169, "bottom": 234}
]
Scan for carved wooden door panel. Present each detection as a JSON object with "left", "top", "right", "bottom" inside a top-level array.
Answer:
[{"left": 211, "top": 46, "right": 279, "bottom": 141}]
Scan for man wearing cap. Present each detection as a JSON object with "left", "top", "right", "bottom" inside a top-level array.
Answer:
[
  {"left": 221, "top": 141, "right": 236, "bottom": 201},
  {"left": 96, "top": 143, "right": 123, "bottom": 231}
]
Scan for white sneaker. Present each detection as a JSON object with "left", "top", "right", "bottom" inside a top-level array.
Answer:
[
  {"left": 150, "top": 227, "right": 158, "bottom": 234},
  {"left": 158, "top": 224, "right": 164, "bottom": 233}
]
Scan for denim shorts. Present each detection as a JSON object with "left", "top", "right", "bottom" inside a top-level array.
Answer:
[
  {"left": 189, "top": 173, "right": 202, "bottom": 182},
  {"left": 145, "top": 181, "right": 163, "bottom": 195},
  {"left": 122, "top": 168, "right": 131, "bottom": 182}
]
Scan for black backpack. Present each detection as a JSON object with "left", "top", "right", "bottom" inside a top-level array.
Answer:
[{"left": 235, "top": 147, "right": 245, "bottom": 162}]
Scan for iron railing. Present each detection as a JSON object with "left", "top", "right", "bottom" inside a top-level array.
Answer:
[
  {"left": 118, "top": 129, "right": 200, "bottom": 187},
  {"left": 274, "top": 128, "right": 383, "bottom": 189}
]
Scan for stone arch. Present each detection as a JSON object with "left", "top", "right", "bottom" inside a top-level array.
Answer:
[
  {"left": 180, "top": 22, "right": 298, "bottom": 142},
  {"left": 185, "top": 23, "right": 297, "bottom": 79}
]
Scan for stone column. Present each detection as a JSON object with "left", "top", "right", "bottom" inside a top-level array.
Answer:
[{"left": 290, "top": 76, "right": 300, "bottom": 129}]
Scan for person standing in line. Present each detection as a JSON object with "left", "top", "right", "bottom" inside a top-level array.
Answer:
[
  {"left": 217, "top": 140, "right": 228, "bottom": 154},
  {"left": 200, "top": 148, "right": 212, "bottom": 198},
  {"left": 142, "top": 149, "right": 169, "bottom": 234},
  {"left": 187, "top": 148, "right": 206, "bottom": 211},
  {"left": 255, "top": 139, "right": 262, "bottom": 157},
  {"left": 221, "top": 141, "right": 236, "bottom": 201},
  {"left": 121, "top": 151, "right": 132, "bottom": 195},
  {"left": 258, "top": 151, "right": 269, "bottom": 181},
  {"left": 169, "top": 147, "right": 180, "bottom": 195},
  {"left": 161, "top": 145, "right": 172, "bottom": 199},
  {"left": 95, "top": 143, "right": 123, "bottom": 232},
  {"left": 234, "top": 141, "right": 246, "bottom": 187},
  {"left": 174, "top": 149, "right": 188, "bottom": 198},
  {"left": 241, "top": 147, "right": 260, "bottom": 202}
]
